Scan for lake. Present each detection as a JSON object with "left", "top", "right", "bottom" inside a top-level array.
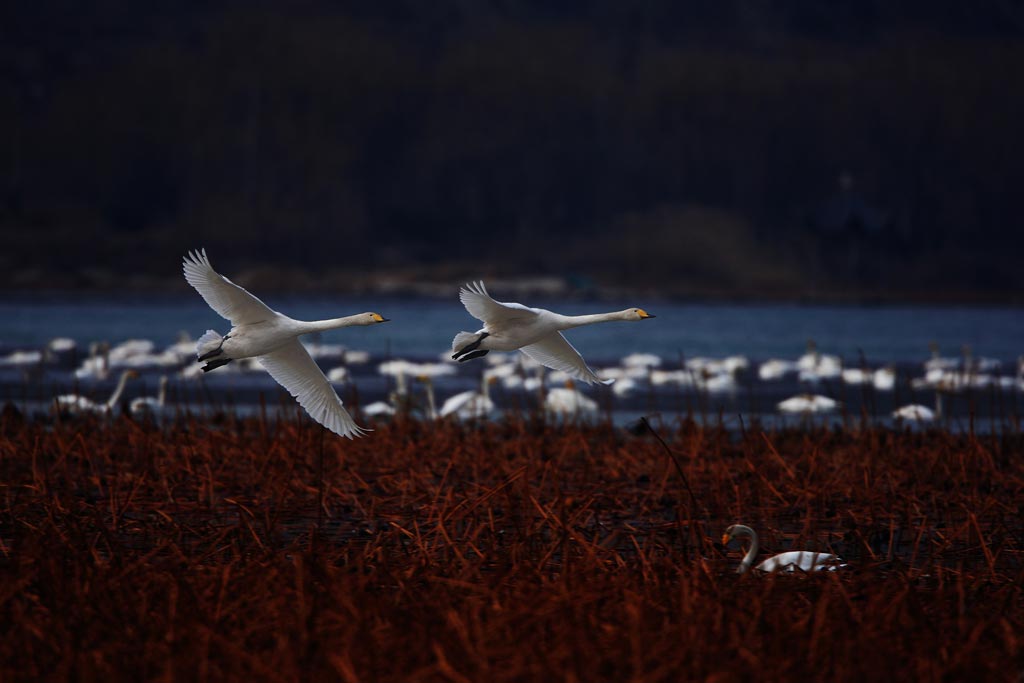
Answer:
[{"left": 1, "top": 292, "right": 1021, "bottom": 430}]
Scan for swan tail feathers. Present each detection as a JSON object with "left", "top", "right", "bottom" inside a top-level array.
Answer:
[
  {"left": 452, "top": 331, "right": 479, "bottom": 354},
  {"left": 196, "top": 330, "right": 224, "bottom": 360}
]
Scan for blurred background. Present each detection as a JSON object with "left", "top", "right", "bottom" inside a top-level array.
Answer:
[{"left": 1, "top": 0, "right": 1022, "bottom": 302}]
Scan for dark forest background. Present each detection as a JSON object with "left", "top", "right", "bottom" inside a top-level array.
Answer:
[{"left": 2, "top": 1, "right": 1023, "bottom": 301}]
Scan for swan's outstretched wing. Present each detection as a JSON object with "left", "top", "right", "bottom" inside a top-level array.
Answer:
[
  {"left": 258, "top": 339, "right": 369, "bottom": 439},
  {"left": 183, "top": 249, "right": 276, "bottom": 326},
  {"left": 520, "top": 333, "right": 612, "bottom": 386},
  {"left": 459, "top": 281, "right": 539, "bottom": 324}
]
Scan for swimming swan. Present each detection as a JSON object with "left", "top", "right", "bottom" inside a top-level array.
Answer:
[
  {"left": 55, "top": 369, "right": 139, "bottom": 416},
  {"left": 182, "top": 249, "right": 389, "bottom": 439},
  {"left": 722, "top": 524, "right": 845, "bottom": 574},
  {"left": 130, "top": 375, "right": 169, "bottom": 419},
  {"left": 451, "top": 281, "right": 655, "bottom": 385}
]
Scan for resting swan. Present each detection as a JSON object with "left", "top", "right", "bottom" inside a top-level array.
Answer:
[
  {"left": 722, "top": 524, "right": 845, "bottom": 574},
  {"left": 451, "top": 281, "right": 655, "bottom": 384},
  {"left": 183, "top": 249, "right": 389, "bottom": 439}
]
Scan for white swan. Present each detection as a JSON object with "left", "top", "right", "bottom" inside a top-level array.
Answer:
[
  {"left": 891, "top": 403, "right": 935, "bottom": 422},
  {"left": 440, "top": 374, "right": 497, "bottom": 420},
  {"left": 130, "top": 375, "right": 169, "bottom": 419},
  {"left": 55, "top": 369, "right": 139, "bottom": 416},
  {"left": 777, "top": 393, "right": 839, "bottom": 414},
  {"left": 544, "top": 381, "right": 599, "bottom": 419},
  {"left": 723, "top": 524, "right": 844, "bottom": 574},
  {"left": 183, "top": 249, "right": 389, "bottom": 439},
  {"left": 450, "top": 281, "right": 654, "bottom": 385},
  {"left": 415, "top": 374, "right": 439, "bottom": 420}
]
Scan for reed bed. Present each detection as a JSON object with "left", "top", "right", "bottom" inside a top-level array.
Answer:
[{"left": 0, "top": 406, "right": 1022, "bottom": 682}]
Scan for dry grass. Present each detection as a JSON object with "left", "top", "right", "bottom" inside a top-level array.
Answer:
[{"left": 1, "top": 407, "right": 1022, "bottom": 682}]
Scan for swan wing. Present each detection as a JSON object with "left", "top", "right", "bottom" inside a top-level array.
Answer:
[
  {"left": 520, "top": 332, "right": 611, "bottom": 386},
  {"left": 757, "top": 551, "right": 842, "bottom": 572},
  {"left": 459, "top": 281, "right": 539, "bottom": 324},
  {"left": 258, "top": 339, "right": 368, "bottom": 439},
  {"left": 183, "top": 249, "right": 276, "bottom": 326}
]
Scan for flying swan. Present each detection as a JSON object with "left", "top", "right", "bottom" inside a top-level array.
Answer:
[
  {"left": 450, "top": 281, "right": 655, "bottom": 384},
  {"left": 722, "top": 524, "right": 845, "bottom": 574},
  {"left": 182, "top": 249, "right": 389, "bottom": 438}
]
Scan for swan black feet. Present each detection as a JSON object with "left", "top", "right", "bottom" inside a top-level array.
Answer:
[
  {"left": 457, "top": 349, "right": 489, "bottom": 362},
  {"left": 197, "top": 334, "right": 230, "bottom": 362},
  {"left": 452, "top": 332, "right": 489, "bottom": 361},
  {"left": 202, "top": 358, "right": 233, "bottom": 372}
]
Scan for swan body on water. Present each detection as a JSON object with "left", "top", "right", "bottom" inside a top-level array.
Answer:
[
  {"left": 55, "top": 369, "right": 139, "bottom": 416},
  {"left": 544, "top": 382, "right": 599, "bottom": 419},
  {"left": 183, "top": 249, "right": 389, "bottom": 439},
  {"left": 723, "top": 524, "right": 845, "bottom": 574},
  {"left": 777, "top": 393, "right": 839, "bottom": 414},
  {"left": 450, "top": 281, "right": 654, "bottom": 385},
  {"left": 130, "top": 375, "right": 169, "bottom": 419},
  {"left": 440, "top": 375, "right": 497, "bottom": 420},
  {"left": 892, "top": 404, "right": 935, "bottom": 421}
]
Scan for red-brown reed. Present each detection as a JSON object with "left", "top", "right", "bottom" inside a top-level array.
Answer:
[{"left": 0, "top": 406, "right": 1022, "bottom": 682}]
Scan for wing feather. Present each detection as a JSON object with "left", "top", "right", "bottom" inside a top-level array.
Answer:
[
  {"left": 183, "top": 249, "right": 276, "bottom": 326},
  {"left": 459, "top": 281, "right": 539, "bottom": 324},
  {"left": 258, "top": 340, "right": 368, "bottom": 439},
  {"left": 519, "top": 333, "right": 611, "bottom": 386}
]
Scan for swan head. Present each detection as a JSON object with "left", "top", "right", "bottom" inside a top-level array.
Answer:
[
  {"left": 626, "top": 308, "right": 655, "bottom": 321},
  {"left": 361, "top": 312, "right": 390, "bottom": 325},
  {"left": 721, "top": 524, "right": 754, "bottom": 545}
]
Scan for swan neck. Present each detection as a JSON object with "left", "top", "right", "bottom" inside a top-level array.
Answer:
[
  {"left": 424, "top": 382, "right": 436, "bottom": 420},
  {"left": 558, "top": 312, "right": 621, "bottom": 329},
  {"left": 735, "top": 526, "right": 759, "bottom": 574},
  {"left": 106, "top": 373, "right": 131, "bottom": 409},
  {"left": 301, "top": 316, "right": 364, "bottom": 334}
]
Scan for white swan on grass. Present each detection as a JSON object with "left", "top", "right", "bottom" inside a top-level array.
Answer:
[
  {"left": 183, "top": 249, "right": 389, "bottom": 439},
  {"left": 55, "top": 369, "right": 139, "bottom": 416},
  {"left": 723, "top": 524, "right": 845, "bottom": 574},
  {"left": 450, "top": 281, "right": 654, "bottom": 385}
]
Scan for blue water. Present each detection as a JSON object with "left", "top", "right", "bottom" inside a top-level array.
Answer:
[{"left": 1, "top": 292, "right": 1021, "bottom": 365}]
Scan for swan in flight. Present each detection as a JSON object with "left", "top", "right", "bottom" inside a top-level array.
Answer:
[
  {"left": 450, "top": 281, "right": 655, "bottom": 385},
  {"left": 182, "top": 249, "right": 389, "bottom": 439},
  {"left": 722, "top": 524, "right": 845, "bottom": 574}
]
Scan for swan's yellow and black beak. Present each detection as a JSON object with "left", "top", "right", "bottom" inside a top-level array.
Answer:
[
  {"left": 372, "top": 313, "right": 390, "bottom": 323},
  {"left": 638, "top": 309, "right": 655, "bottom": 319}
]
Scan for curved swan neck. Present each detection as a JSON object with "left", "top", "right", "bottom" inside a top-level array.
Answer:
[
  {"left": 732, "top": 525, "right": 759, "bottom": 574},
  {"left": 555, "top": 311, "right": 626, "bottom": 329}
]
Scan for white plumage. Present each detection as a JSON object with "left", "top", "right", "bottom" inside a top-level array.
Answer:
[
  {"left": 451, "top": 281, "right": 655, "bottom": 385},
  {"left": 723, "top": 524, "right": 845, "bottom": 574},
  {"left": 182, "top": 249, "right": 389, "bottom": 439}
]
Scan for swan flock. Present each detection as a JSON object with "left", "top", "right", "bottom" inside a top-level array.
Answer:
[{"left": 183, "top": 250, "right": 655, "bottom": 438}]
